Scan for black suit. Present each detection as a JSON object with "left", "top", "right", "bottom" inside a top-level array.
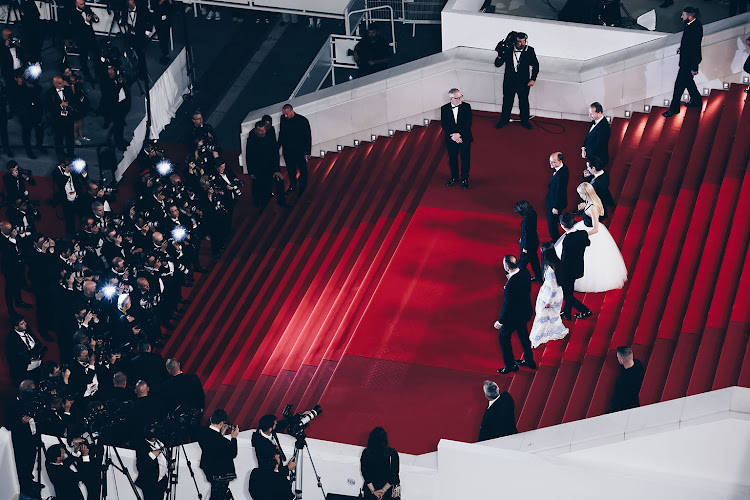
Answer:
[
  {"left": 279, "top": 112, "right": 312, "bottom": 192},
  {"left": 518, "top": 210, "right": 541, "bottom": 278},
  {"left": 5, "top": 329, "right": 44, "bottom": 385},
  {"left": 248, "top": 465, "right": 294, "bottom": 500},
  {"left": 45, "top": 86, "right": 75, "bottom": 159},
  {"left": 583, "top": 118, "right": 611, "bottom": 167},
  {"left": 1, "top": 233, "right": 27, "bottom": 315},
  {"left": 46, "top": 459, "right": 86, "bottom": 500},
  {"left": 135, "top": 439, "right": 169, "bottom": 500},
  {"left": 497, "top": 268, "right": 534, "bottom": 369},
  {"left": 3, "top": 172, "right": 35, "bottom": 203},
  {"left": 252, "top": 430, "right": 280, "bottom": 465},
  {"left": 198, "top": 426, "right": 238, "bottom": 499},
  {"left": 130, "top": 351, "right": 168, "bottom": 391},
  {"left": 495, "top": 43, "right": 539, "bottom": 125},
  {"left": 161, "top": 372, "right": 205, "bottom": 414},
  {"left": 478, "top": 391, "right": 517, "bottom": 441},
  {"left": 246, "top": 130, "right": 284, "bottom": 210},
  {"left": 440, "top": 101, "right": 473, "bottom": 181},
  {"left": 560, "top": 230, "right": 591, "bottom": 316},
  {"left": 589, "top": 171, "right": 615, "bottom": 219},
  {"left": 669, "top": 19, "right": 703, "bottom": 113},
  {"left": 545, "top": 165, "right": 569, "bottom": 239}
]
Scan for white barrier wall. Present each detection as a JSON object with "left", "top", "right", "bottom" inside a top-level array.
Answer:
[
  {"left": 441, "top": 0, "right": 667, "bottom": 60},
  {"left": 239, "top": 13, "right": 750, "bottom": 167}
]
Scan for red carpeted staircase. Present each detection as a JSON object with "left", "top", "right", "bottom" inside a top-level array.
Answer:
[{"left": 163, "top": 85, "right": 750, "bottom": 454}]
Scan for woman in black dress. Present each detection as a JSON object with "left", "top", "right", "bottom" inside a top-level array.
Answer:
[{"left": 361, "top": 427, "right": 400, "bottom": 500}]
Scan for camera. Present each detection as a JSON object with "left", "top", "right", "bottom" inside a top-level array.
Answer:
[
  {"left": 19, "top": 167, "right": 33, "bottom": 177},
  {"left": 280, "top": 404, "right": 323, "bottom": 439},
  {"left": 8, "top": 36, "right": 21, "bottom": 48}
]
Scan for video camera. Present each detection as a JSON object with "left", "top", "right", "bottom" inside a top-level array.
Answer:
[{"left": 280, "top": 404, "right": 323, "bottom": 441}]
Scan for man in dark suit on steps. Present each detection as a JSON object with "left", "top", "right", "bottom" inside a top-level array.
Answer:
[
  {"left": 441, "top": 88, "right": 473, "bottom": 189},
  {"left": 478, "top": 381, "right": 517, "bottom": 441},
  {"left": 545, "top": 152, "right": 569, "bottom": 240},
  {"left": 494, "top": 32, "right": 539, "bottom": 130},
  {"left": 581, "top": 102, "right": 610, "bottom": 167},
  {"left": 494, "top": 255, "right": 536, "bottom": 374},
  {"left": 581, "top": 156, "right": 615, "bottom": 220},
  {"left": 663, "top": 7, "right": 703, "bottom": 117},
  {"left": 559, "top": 213, "right": 592, "bottom": 320}
]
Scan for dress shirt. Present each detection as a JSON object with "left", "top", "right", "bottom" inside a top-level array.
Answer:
[{"left": 451, "top": 105, "right": 459, "bottom": 123}]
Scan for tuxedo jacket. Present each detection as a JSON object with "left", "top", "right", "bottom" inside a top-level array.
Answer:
[
  {"left": 590, "top": 172, "right": 615, "bottom": 208},
  {"left": 46, "top": 459, "right": 86, "bottom": 500},
  {"left": 494, "top": 43, "right": 539, "bottom": 85},
  {"left": 135, "top": 439, "right": 162, "bottom": 489},
  {"left": 519, "top": 210, "right": 539, "bottom": 252},
  {"left": 583, "top": 119, "right": 611, "bottom": 166},
  {"left": 440, "top": 101, "right": 473, "bottom": 144},
  {"left": 478, "top": 391, "right": 517, "bottom": 441},
  {"left": 498, "top": 268, "right": 533, "bottom": 326},
  {"left": 5, "top": 330, "right": 42, "bottom": 382},
  {"left": 561, "top": 230, "right": 590, "bottom": 280},
  {"left": 251, "top": 430, "right": 280, "bottom": 465},
  {"left": 249, "top": 465, "right": 294, "bottom": 500},
  {"left": 68, "top": 362, "right": 98, "bottom": 399},
  {"left": 545, "top": 165, "right": 569, "bottom": 212},
  {"left": 3, "top": 172, "right": 35, "bottom": 202},
  {"left": 198, "top": 426, "right": 238, "bottom": 477},
  {"left": 161, "top": 372, "right": 205, "bottom": 413},
  {"left": 679, "top": 19, "right": 703, "bottom": 71},
  {"left": 44, "top": 86, "right": 75, "bottom": 123}
]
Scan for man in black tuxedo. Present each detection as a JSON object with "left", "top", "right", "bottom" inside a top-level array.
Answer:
[
  {"left": 5, "top": 316, "right": 45, "bottom": 385},
  {"left": 477, "top": 381, "right": 517, "bottom": 441},
  {"left": 45, "top": 76, "right": 75, "bottom": 160},
  {"left": 545, "top": 152, "right": 569, "bottom": 240},
  {"left": 67, "top": 344, "right": 99, "bottom": 401},
  {"left": 581, "top": 102, "right": 610, "bottom": 166},
  {"left": 135, "top": 425, "right": 170, "bottom": 500},
  {"left": 7, "top": 380, "right": 41, "bottom": 495},
  {"left": 494, "top": 255, "right": 535, "bottom": 374},
  {"left": 247, "top": 120, "right": 291, "bottom": 210},
  {"left": 559, "top": 213, "right": 592, "bottom": 320},
  {"left": 494, "top": 32, "right": 539, "bottom": 130},
  {"left": 514, "top": 200, "right": 542, "bottom": 281},
  {"left": 161, "top": 358, "right": 205, "bottom": 415},
  {"left": 248, "top": 451, "right": 295, "bottom": 500},
  {"left": 4, "top": 161, "right": 36, "bottom": 203},
  {"left": 608, "top": 346, "right": 645, "bottom": 413},
  {"left": 45, "top": 442, "right": 90, "bottom": 500},
  {"left": 198, "top": 408, "right": 239, "bottom": 499},
  {"left": 440, "top": 88, "right": 473, "bottom": 189},
  {"left": 663, "top": 7, "right": 703, "bottom": 117},
  {"left": 0, "top": 29, "right": 27, "bottom": 88},
  {"left": 279, "top": 103, "right": 312, "bottom": 195},
  {"left": 581, "top": 156, "right": 615, "bottom": 220},
  {"left": 69, "top": 0, "right": 100, "bottom": 80},
  {"left": 1, "top": 222, "right": 33, "bottom": 316},
  {"left": 130, "top": 341, "right": 168, "bottom": 391}
]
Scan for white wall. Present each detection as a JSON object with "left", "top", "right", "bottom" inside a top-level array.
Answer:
[{"left": 441, "top": 0, "right": 667, "bottom": 59}]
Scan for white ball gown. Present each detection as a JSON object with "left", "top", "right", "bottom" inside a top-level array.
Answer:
[
  {"left": 529, "top": 265, "right": 569, "bottom": 348},
  {"left": 554, "top": 206, "right": 628, "bottom": 293}
]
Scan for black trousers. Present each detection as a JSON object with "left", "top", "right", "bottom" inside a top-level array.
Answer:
[
  {"left": 252, "top": 175, "right": 286, "bottom": 210},
  {"left": 445, "top": 139, "right": 471, "bottom": 181},
  {"left": 519, "top": 247, "right": 542, "bottom": 278},
  {"left": 283, "top": 151, "right": 308, "bottom": 192},
  {"left": 209, "top": 477, "right": 233, "bottom": 500},
  {"left": 62, "top": 199, "right": 78, "bottom": 235},
  {"left": 561, "top": 276, "right": 590, "bottom": 315},
  {"left": 498, "top": 321, "right": 534, "bottom": 368},
  {"left": 669, "top": 66, "right": 701, "bottom": 112},
  {"left": 0, "top": 110, "right": 9, "bottom": 150},
  {"left": 546, "top": 207, "right": 561, "bottom": 240},
  {"left": 52, "top": 119, "right": 75, "bottom": 159},
  {"left": 21, "top": 120, "right": 45, "bottom": 151},
  {"left": 500, "top": 80, "right": 531, "bottom": 124},
  {"left": 140, "top": 476, "right": 168, "bottom": 500},
  {"left": 156, "top": 20, "right": 171, "bottom": 57},
  {"left": 4, "top": 267, "right": 23, "bottom": 315}
]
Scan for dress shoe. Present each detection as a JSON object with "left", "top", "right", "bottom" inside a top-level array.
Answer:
[
  {"left": 521, "top": 121, "right": 533, "bottom": 130},
  {"left": 495, "top": 120, "right": 508, "bottom": 129},
  {"left": 560, "top": 311, "right": 572, "bottom": 321},
  {"left": 497, "top": 364, "right": 519, "bottom": 375},
  {"left": 17, "top": 301, "right": 33, "bottom": 308},
  {"left": 445, "top": 178, "right": 457, "bottom": 187},
  {"left": 516, "top": 359, "right": 537, "bottom": 369},
  {"left": 662, "top": 110, "right": 677, "bottom": 118},
  {"left": 285, "top": 187, "right": 295, "bottom": 196},
  {"left": 574, "top": 310, "right": 593, "bottom": 319},
  {"left": 461, "top": 179, "right": 469, "bottom": 190}
]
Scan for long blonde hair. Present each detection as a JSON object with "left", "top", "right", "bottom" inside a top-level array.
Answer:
[{"left": 577, "top": 182, "right": 603, "bottom": 217}]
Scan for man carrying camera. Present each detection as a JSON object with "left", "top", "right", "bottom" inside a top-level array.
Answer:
[
  {"left": 4, "top": 161, "right": 36, "bottom": 203},
  {"left": 1, "top": 221, "right": 33, "bottom": 316},
  {"left": 0, "top": 29, "right": 27, "bottom": 89},
  {"left": 198, "top": 408, "right": 239, "bottom": 500},
  {"left": 136, "top": 424, "right": 170, "bottom": 500},
  {"left": 494, "top": 32, "right": 539, "bottom": 130}
]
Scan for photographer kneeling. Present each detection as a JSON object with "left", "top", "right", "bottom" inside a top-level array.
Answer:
[
  {"left": 249, "top": 451, "right": 296, "bottom": 500},
  {"left": 494, "top": 31, "right": 539, "bottom": 130},
  {"left": 198, "top": 408, "right": 239, "bottom": 500}
]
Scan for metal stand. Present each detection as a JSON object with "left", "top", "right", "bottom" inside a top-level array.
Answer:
[
  {"left": 291, "top": 434, "right": 326, "bottom": 500},
  {"left": 102, "top": 445, "right": 142, "bottom": 500},
  {"left": 181, "top": 9, "right": 197, "bottom": 101},
  {"left": 166, "top": 445, "right": 203, "bottom": 500}
]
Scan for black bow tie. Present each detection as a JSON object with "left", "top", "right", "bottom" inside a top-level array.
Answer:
[{"left": 452, "top": 105, "right": 459, "bottom": 109}]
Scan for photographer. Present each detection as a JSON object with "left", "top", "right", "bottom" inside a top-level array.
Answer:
[
  {"left": 28, "top": 233, "right": 56, "bottom": 340},
  {"left": 52, "top": 159, "right": 89, "bottom": 235},
  {"left": 6, "top": 380, "right": 42, "bottom": 496},
  {"left": 15, "top": 72, "right": 46, "bottom": 159},
  {"left": 5, "top": 315, "right": 46, "bottom": 385},
  {"left": 248, "top": 451, "right": 295, "bottom": 500},
  {"left": 252, "top": 414, "right": 286, "bottom": 465},
  {"left": 45, "top": 442, "right": 90, "bottom": 500},
  {"left": 494, "top": 32, "right": 539, "bottom": 130},
  {"left": 69, "top": 0, "right": 101, "bottom": 80},
  {"left": 135, "top": 424, "right": 170, "bottom": 500},
  {"left": 198, "top": 408, "right": 239, "bottom": 500},
  {"left": 68, "top": 343, "right": 100, "bottom": 401},
  {"left": 0, "top": 29, "right": 28, "bottom": 88},
  {"left": 190, "top": 110, "right": 219, "bottom": 151},
  {"left": 1, "top": 221, "right": 33, "bottom": 315},
  {"left": 4, "top": 161, "right": 36, "bottom": 203}
]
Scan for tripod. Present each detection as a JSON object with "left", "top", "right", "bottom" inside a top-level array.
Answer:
[
  {"left": 165, "top": 444, "right": 203, "bottom": 500},
  {"left": 291, "top": 433, "right": 326, "bottom": 500},
  {"left": 102, "top": 444, "right": 142, "bottom": 500}
]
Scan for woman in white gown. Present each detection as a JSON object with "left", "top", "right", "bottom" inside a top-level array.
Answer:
[
  {"left": 529, "top": 242, "right": 569, "bottom": 348},
  {"left": 554, "top": 183, "right": 628, "bottom": 293}
]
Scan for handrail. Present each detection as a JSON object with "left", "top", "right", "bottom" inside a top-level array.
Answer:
[
  {"left": 290, "top": 35, "right": 335, "bottom": 99},
  {"left": 346, "top": 5, "right": 397, "bottom": 52}
]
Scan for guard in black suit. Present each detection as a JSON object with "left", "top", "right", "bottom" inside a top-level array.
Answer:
[
  {"left": 440, "top": 88, "right": 473, "bottom": 189},
  {"left": 664, "top": 8, "right": 703, "bottom": 117},
  {"left": 198, "top": 409, "right": 239, "bottom": 500},
  {"left": 478, "top": 381, "right": 517, "bottom": 441},
  {"left": 246, "top": 120, "right": 290, "bottom": 210},
  {"left": 545, "top": 152, "right": 569, "bottom": 240},
  {"left": 279, "top": 103, "right": 312, "bottom": 194},
  {"left": 513, "top": 200, "right": 542, "bottom": 281},
  {"left": 559, "top": 213, "right": 592, "bottom": 320},
  {"left": 582, "top": 157, "right": 614, "bottom": 220},
  {"left": 581, "top": 102, "right": 610, "bottom": 166},
  {"left": 135, "top": 429, "right": 169, "bottom": 500},
  {"left": 494, "top": 32, "right": 539, "bottom": 130},
  {"left": 494, "top": 255, "right": 535, "bottom": 374},
  {"left": 45, "top": 76, "right": 75, "bottom": 160},
  {"left": 161, "top": 358, "right": 205, "bottom": 415}
]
